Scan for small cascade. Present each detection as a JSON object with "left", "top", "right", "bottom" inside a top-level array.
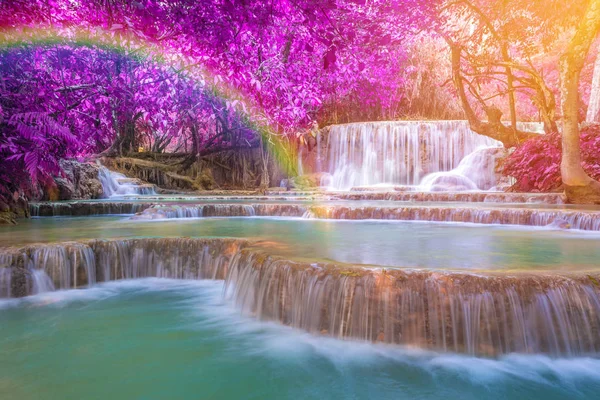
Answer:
[
  {"left": 224, "top": 251, "right": 600, "bottom": 356},
  {"left": 30, "top": 201, "right": 154, "bottom": 217},
  {"left": 23, "top": 242, "right": 97, "bottom": 290},
  {"left": 304, "top": 205, "right": 600, "bottom": 231},
  {"left": 0, "top": 267, "right": 11, "bottom": 297},
  {"left": 98, "top": 166, "right": 156, "bottom": 197},
  {"left": 420, "top": 147, "right": 503, "bottom": 191},
  {"left": 321, "top": 121, "right": 542, "bottom": 190},
  {"left": 30, "top": 270, "right": 55, "bottom": 294},
  {"left": 332, "top": 191, "right": 565, "bottom": 204},
  {"left": 2, "top": 237, "right": 600, "bottom": 356},
  {"left": 92, "top": 238, "right": 243, "bottom": 281},
  {"left": 0, "top": 238, "right": 248, "bottom": 296},
  {"left": 131, "top": 204, "right": 307, "bottom": 220}
]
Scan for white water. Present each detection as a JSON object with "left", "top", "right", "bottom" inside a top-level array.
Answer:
[
  {"left": 322, "top": 121, "right": 542, "bottom": 191},
  {"left": 31, "top": 269, "right": 55, "bottom": 294},
  {"left": 419, "top": 146, "right": 498, "bottom": 191},
  {"left": 3, "top": 278, "right": 600, "bottom": 392},
  {"left": 98, "top": 166, "right": 155, "bottom": 197}
]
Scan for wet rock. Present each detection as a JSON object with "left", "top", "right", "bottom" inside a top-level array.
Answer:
[
  {"left": 0, "top": 193, "right": 29, "bottom": 224},
  {"left": 54, "top": 177, "right": 75, "bottom": 200},
  {"left": 44, "top": 160, "right": 103, "bottom": 201},
  {"left": 8, "top": 258, "right": 30, "bottom": 297},
  {"left": 0, "top": 212, "right": 16, "bottom": 225}
]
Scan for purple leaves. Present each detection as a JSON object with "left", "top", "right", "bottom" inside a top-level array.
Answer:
[{"left": 323, "top": 48, "right": 337, "bottom": 70}]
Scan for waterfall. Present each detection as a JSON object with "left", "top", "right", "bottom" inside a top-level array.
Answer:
[
  {"left": 304, "top": 204, "right": 600, "bottom": 231},
  {"left": 30, "top": 201, "right": 154, "bottom": 217},
  {"left": 419, "top": 147, "right": 501, "bottom": 191},
  {"left": 98, "top": 166, "right": 156, "bottom": 197},
  {"left": 223, "top": 250, "right": 600, "bottom": 356},
  {"left": 0, "top": 267, "right": 11, "bottom": 297},
  {"left": 0, "top": 238, "right": 247, "bottom": 295},
  {"left": 322, "top": 121, "right": 542, "bottom": 191},
  {"left": 332, "top": 191, "right": 565, "bottom": 204},
  {"left": 126, "top": 203, "right": 600, "bottom": 231},
  {"left": 2, "top": 237, "right": 600, "bottom": 356},
  {"left": 30, "top": 270, "right": 55, "bottom": 294},
  {"left": 131, "top": 204, "right": 307, "bottom": 220}
]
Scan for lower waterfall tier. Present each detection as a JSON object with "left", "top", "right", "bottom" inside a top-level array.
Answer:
[{"left": 1, "top": 238, "right": 600, "bottom": 356}]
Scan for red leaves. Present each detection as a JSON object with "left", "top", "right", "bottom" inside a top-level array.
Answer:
[{"left": 504, "top": 125, "right": 600, "bottom": 192}]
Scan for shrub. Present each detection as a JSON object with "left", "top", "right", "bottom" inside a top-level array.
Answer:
[{"left": 503, "top": 124, "right": 600, "bottom": 192}]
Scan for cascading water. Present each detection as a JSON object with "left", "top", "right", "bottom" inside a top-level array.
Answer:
[
  {"left": 131, "top": 204, "right": 306, "bottom": 220},
  {"left": 0, "top": 266, "right": 11, "bottom": 297},
  {"left": 321, "top": 121, "right": 542, "bottom": 191},
  {"left": 419, "top": 147, "right": 504, "bottom": 191},
  {"left": 2, "top": 237, "right": 600, "bottom": 356},
  {"left": 127, "top": 203, "right": 600, "bottom": 231},
  {"left": 30, "top": 201, "right": 154, "bottom": 217},
  {"left": 304, "top": 204, "right": 600, "bottom": 231},
  {"left": 30, "top": 269, "right": 55, "bottom": 294},
  {"left": 98, "top": 166, "right": 156, "bottom": 197},
  {"left": 224, "top": 250, "right": 600, "bottom": 356}
]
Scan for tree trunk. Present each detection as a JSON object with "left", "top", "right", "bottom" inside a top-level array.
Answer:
[
  {"left": 449, "top": 44, "right": 538, "bottom": 148},
  {"left": 502, "top": 45, "right": 518, "bottom": 130},
  {"left": 587, "top": 45, "right": 600, "bottom": 123},
  {"left": 560, "top": 0, "right": 600, "bottom": 203},
  {"left": 181, "top": 124, "right": 200, "bottom": 170},
  {"left": 259, "top": 134, "right": 270, "bottom": 190}
]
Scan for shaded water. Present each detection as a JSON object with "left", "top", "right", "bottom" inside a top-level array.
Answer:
[
  {"left": 1, "top": 279, "right": 599, "bottom": 400},
  {"left": 3, "top": 216, "right": 600, "bottom": 271}
]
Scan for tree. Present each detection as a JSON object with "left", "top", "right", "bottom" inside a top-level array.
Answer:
[
  {"left": 0, "top": 44, "right": 261, "bottom": 197},
  {"left": 437, "top": 0, "right": 578, "bottom": 146},
  {"left": 587, "top": 48, "right": 600, "bottom": 123},
  {"left": 559, "top": 0, "right": 600, "bottom": 202}
]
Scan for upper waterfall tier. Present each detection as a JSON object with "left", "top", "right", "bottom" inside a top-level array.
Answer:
[{"left": 320, "top": 121, "right": 542, "bottom": 191}]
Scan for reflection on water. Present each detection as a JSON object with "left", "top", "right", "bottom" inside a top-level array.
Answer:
[
  {"left": 2, "top": 216, "right": 600, "bottom": 271},
  {"left": 0, "top": 279, "right": 598, "bottom": 400}
]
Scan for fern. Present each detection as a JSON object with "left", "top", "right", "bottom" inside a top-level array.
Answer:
[{"left": 8, "top": 112, "right": 77, "bottom": 145}]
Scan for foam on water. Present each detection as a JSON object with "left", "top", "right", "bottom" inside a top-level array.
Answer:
[{"left": 1, "top": 278, "right": 599, "bottom": 399}]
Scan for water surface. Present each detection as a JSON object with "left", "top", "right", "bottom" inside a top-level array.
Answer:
[
  {"left": 1, "top": 279, "right": 598, "bottom": 400},
  {"left": 3, "top": 216, "right": 600, "bottom": 271}
]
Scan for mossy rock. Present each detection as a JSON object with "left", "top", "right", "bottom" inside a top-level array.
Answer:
[
  {"left": 197, "top": 173, "right": 216, "bottom": 190},
  {"left": 0, "top": 211, "right": 17, "bottom": 225}
]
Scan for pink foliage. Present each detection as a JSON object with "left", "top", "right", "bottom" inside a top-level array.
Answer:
[{"left": 503, "top": 125, "right": 600, "bottom": 192}]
